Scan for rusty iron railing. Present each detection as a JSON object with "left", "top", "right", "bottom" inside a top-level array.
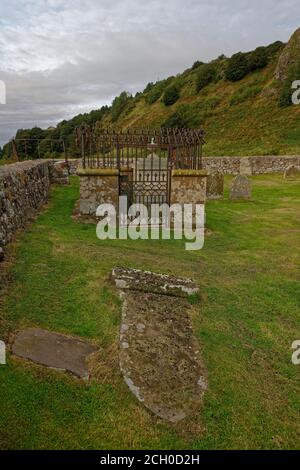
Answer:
[{"left": 75, "top": 126, "right": 205, "bottom": 170}]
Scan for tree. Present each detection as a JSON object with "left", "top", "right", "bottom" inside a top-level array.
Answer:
[
  {"left": 111, "top": 91, "right": 131, "bottom": 122},
  {"left": 164, "top": 105, "right": 191, "bottom": 127},
  {"left": 192, "top": 60, "right": 204, "bottom": 70},
  {"left": 146, "top": 81, "right": 166, "bottom": 104},
  {"left": 248, "top": 47, "right": 268, "bottom": 71},
  {"left": 196, "top": 63, "right": 217, "bottom": 92},
  {"left": 143, "top": 82, "right": 154, "bottom": 93},
  {"left": 225, "top": 52, "right": 249, "bottom": 81},
  {"left": 162, "top": 84, "right": 180, "bottom": 106}
]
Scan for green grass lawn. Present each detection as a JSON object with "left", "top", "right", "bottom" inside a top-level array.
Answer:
[{"left": 0, "top": 175, "right": 299, "bottom": 450}]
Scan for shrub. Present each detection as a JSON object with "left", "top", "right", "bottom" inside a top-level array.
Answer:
[
  {"left": 146, "top": 81, "right": 166, "bottom": 104},
  {"left": 192, "top": 60, "right": 204, "bottom": 70},
  {"left": 162, "top": 84, "right": 180, "bottom": 106},
  {"left": 225, "top": 52, "right": 249, "bottom": 81},
  {"left": 164, "top": 101, "right": 210, "bottom": 128},
  {"left": 143, "top": 82, "right": 154, "bottom": 93},
  {"left": 164, "top": 105, "right": 191, "bottom": 127},
  {"left": 265, "top": 41, "right": 284, "bottom": 57},
  {"left": 196, "top": 63, "right": 217, "bottom": 92},
  {"left": 111, "top": 91, "right": 131, "bottom": 122},
  {"left": 248, "top": 47, "right": 268, "bottom": 71}
]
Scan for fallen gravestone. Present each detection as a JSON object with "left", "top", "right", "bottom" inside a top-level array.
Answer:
[
  {"left": 230, "top": 174, "right": 252, "bottom": 200},
  {"left": 284, "top": 165, "right": 300, "bottom": 180},
  {"left": 12, "top": 328, "right": 97, "bottom": 379},
  {"left": 111, "top": 267, "right": 208, "bottom": 423},
  {"left": 206, "top": 172, "right": 224, "bottom": 200}
]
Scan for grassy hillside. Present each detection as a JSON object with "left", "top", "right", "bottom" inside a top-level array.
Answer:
[
  {"left": 2, "top": 28, "right": 300, "bottom": 159},
  {"left": 108, "top": 64, "right": 300, "bottom": 156},
  {"left": 102, "top": 32, "right": 300, "bottom": 156}
]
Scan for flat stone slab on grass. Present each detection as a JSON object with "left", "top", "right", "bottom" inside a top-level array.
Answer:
[
  {"left": 112, "top": 268, "right": 207, "bottom": 423},
  {"left": 111, "top": 267, "right": 199, "bottom": 298},
  {"left": 12, "top": 328, "right": 97, "bottom": 379}
]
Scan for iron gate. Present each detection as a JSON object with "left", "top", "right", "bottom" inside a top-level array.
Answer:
[{"left": 119, "top": 145, "right": 171, "bottom": 210}]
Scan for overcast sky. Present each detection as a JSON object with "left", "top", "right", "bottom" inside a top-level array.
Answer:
[{"left": 0, "top": 0, "right": 298, "bottom": 145}]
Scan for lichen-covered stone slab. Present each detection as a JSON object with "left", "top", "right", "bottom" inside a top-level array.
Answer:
[
  {"left": 111, "top": 267, "right": 199, "bottom": 298},
  {"left": 12, "top": 328, "right": 97, "bottom": 379},
  {"left": 112, "top": 268, "right": 207, "bottom": 423}
]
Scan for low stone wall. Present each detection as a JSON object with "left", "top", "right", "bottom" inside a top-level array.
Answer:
[
  {"left": 67, "top": 156, "right": 300, "bottom": 176},
  {"left": 202, "top": 155, "right": 300, "bottom": 175},
  {"left": 0, "top": 160, "right": 51, "bottom": 248}
]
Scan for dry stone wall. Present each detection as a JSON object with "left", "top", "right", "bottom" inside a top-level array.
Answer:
[
  {"left": 0, "top": 160, "right": 50, "bottom": 248},
  {"left": 202, "top": 155, "right": 300, "bottom": 175},
  {"left": 63, "top": 155, "right": 300, "bottom": 177},
  {"left": 0, "top": 159, "right": 76, "bottom": 252}
]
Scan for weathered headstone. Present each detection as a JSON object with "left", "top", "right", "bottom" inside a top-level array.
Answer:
[
  {"left": 206, "top": 172, "right": 224, "bottom": 200},
  {"left": 284, "top": 165, "right": 300, "bottom": 180},
  {"left": 239, "top": 158, "right": 252, "bottom": 176},
  {"left": 111, "top": 268, "right": 208, "bottom": 423},
  {"left": 230, "top": 175, "right": 252, "bottom": 200},
  {"left": 12, "top": 328, "right": 97, "bottom": 379}
]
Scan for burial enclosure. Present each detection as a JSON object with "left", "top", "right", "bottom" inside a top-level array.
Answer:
[{"left": 75, "top": 127, "right": 208, "bottom": 218}]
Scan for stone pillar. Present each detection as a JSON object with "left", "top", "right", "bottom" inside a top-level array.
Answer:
[
  {"left": 119, "top": 167, "right": 133, "bottom": 205},
  {"left": 77, "top": 168, "right": 119, "bottom": 217},
  {"left": 170, "top": 169, "right": 208, "bottom": 205}
]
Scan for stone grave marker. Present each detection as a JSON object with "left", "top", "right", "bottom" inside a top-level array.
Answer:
[
  {"left": 111, "top": 267, "right": 208, "bottom": 423},
  {"left": 284, "top": 165, "right": 300, "bottom": 180},
  {"left": 206, "top": 171, "right": 224, "bottom": 200},
  {"left": 230, "top": 174, "right": 252, "bottom": 200}
]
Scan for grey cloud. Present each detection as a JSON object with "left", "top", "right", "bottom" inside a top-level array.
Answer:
[{"left": 0, "top": 0, "right": 298, "bottom": 144}]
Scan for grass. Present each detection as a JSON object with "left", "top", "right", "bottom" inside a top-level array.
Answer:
[{"left": 0, "top": 175, "right": 299, "bottom": 449}]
